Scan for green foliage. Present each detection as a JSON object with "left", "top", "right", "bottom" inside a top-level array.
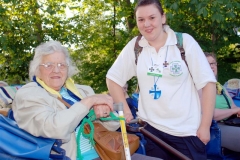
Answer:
[
  {"left": 163, "top": 0, "right": 240, "bottom": 84},
  {"left": 0, "top": 0, "right": 239, "bottom": 93},
  {"left": 69, "top": 0, "right": 135, "bottom": 93},
  {"left": 0, "top": 0, "right": 76, "bottom": 84},
  {"left": 218, "top": 44, "right": 240, "bottom": 84},
  {"left": 0, "top": 0, "right": 41, "bottom": 83}
]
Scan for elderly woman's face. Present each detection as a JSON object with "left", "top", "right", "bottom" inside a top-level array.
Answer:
[
  {"left": 38, "top": 51, "right": 68, "bottom": 91},
  {"left": 206, "top": 56, "right": 218, "bottom": 77}
]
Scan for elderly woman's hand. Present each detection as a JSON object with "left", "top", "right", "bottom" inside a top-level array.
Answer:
[
  {"left": 81, "top": 94, "right": 114, "bottom": 118},
  {"left": 93, "top": 104, "right": 112, "bottom": 118}
]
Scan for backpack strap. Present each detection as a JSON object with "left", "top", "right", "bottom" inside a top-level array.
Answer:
[
  {"left": 175, "top": 32, "right": 188, "bottom": 68},
  {"left": 134, "top": 34, "right": 143, "bottom": 65},
  {"left": 175, "top": 32, "right": 193, "bottom": 78},
  {"left": 134, "top": 32, "right": 187, "bottom": 66},
  {"left": 133, "top": 32, "right": 194, "bottom": 90}
]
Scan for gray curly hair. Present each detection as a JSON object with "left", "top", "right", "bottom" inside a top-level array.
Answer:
[
  {"left": 29, "top": 40, "right": 78, "bottom": 80},
  {"left": 204, "top": 52, "right": 217, "bottom": 61}
]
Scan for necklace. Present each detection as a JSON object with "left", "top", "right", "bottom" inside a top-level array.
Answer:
[{"left": 149, "top": 46, "right": 168, "bottom": 99}]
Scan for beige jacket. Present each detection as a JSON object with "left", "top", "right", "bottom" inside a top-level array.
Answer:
[{"left": 12, "top": 82, "right": 119, "bottom": 160}]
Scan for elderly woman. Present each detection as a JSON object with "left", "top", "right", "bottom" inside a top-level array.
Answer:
[
  {"left": 203, "top": 52, "right": 240, "bottom": 153},
  {"left": 12, "top": 41, "right": 119, "bottom": 159}
]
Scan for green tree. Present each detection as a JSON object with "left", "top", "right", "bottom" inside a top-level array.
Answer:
[
  {"left": 0, "top": 0, "right": 42, "bottom": 84},
  {"left": 0, "top": 0, "right": 77, "bottom": 84},
  {"left": 163, "top": 0, "right": 240, "bottom": 83},
  {"left": 0, "top": 0, "right": 239, "bottom": 92},
  {"left": 70, "top": 0, "right": 136, "bottom": 93}
]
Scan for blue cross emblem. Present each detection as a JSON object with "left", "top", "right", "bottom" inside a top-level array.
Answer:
[{"left": 149, "top": 84, "right": 161, "bottom": 99}]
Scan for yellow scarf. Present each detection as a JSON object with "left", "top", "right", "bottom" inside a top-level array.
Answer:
[
  {"left": 216, "top": 82, "right": 223, "bottom": 95},
  {"left": 36, "top": 77, "right": 83, "bottom": 99}
]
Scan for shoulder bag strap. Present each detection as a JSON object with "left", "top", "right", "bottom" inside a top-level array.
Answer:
[
  {"left": 221, "top": 89, "right": 231, "bottom": 109},
  {"left": 57, "top": 97, "right": 71, "bottom": 108}
]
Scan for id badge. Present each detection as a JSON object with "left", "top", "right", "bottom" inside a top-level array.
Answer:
[{"left": 147, "top": 65, "right": 163, "bottom": 77}]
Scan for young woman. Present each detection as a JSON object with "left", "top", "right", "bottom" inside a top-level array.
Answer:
[{"left": 106, "top": 0, "right": 216, "bottom": 159}]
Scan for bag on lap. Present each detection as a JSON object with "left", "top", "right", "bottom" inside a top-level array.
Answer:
[
  {"left": 219, "top": 85, "right": 240, "bottom": 127},
  {"left": 84, "top": 122, "right": 140, "bottom": 160},
  {"left": 224, "top": 115, "right": 240, "bottom": 127}
]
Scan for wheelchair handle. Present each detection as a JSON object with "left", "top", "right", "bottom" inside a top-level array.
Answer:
[{"left": 126, "top": 118, "right": 147, "bottom": 132}]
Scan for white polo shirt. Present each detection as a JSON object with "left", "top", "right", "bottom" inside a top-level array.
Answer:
[{"left": 107, "top": 25, "right": 216, "bottom": 136}]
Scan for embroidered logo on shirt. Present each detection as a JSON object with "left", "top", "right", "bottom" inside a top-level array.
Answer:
[{"left": 170, "top": 61, "right": 183, "bottom": 76}]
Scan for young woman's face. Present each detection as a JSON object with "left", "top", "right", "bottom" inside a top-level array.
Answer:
[
  {"left": 136, "top": 4, "right": 166, "bottom": 43},
  {"left": 206, "top": 56, "right": 218, "bottom": 77}
]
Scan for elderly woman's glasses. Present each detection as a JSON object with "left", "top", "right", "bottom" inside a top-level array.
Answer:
[
  {"left": 209, "top": 62, "right": 217, "bottom": 66},
  {"left": 39, "top": 62, "right": 68, "bottom": 71}
]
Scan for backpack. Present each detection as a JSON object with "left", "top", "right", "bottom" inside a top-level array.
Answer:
[{"left": 134, "top": 32, "right": 188, "bottom": 66}]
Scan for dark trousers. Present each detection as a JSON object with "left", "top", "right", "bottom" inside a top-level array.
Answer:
[{"left": 145, "top": 124, "right": 207, "bottom": 160}]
